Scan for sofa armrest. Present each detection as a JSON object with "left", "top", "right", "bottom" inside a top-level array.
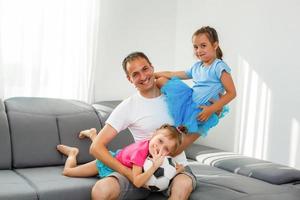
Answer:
[
  {"left": 92, "top": 100, "right": 122, "bottom": 126},
  {"left": 185, "top": 143, "right": 222, "bottom": 160}
]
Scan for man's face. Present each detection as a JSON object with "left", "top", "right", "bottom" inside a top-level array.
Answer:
[{"left": 126, "top": 57, "right": 155, "bottom": 93}]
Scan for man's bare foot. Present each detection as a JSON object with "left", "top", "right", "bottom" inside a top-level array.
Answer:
[
  {"left": 57, "top": 145, "right": 79, "bottom": 156},
  {"left": 79, "top": 128, "right": 97, "bottom": 139}
]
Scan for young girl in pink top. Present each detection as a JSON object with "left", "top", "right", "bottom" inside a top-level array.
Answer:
[{"left": 57, "top": 124, "right": 185, "bottom": 188}]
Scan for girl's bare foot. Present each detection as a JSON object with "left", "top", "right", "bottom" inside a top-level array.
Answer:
[
  {"left": 57, "top": 145, "right": 79, "bottom": 156},
  {"left": 79, "top": 128, "right": 97, "bottom": 139}
]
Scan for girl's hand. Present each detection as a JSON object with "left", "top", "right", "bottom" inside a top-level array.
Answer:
[
  {"left": 151, "top": 148, "right": 165, "bottom": 169},
  {"left": 152, "top": 155, "right": 165, "bottom": 169},
  {"left": 198, "top": 105, "right": 214, "bottom": 121},
  {"left": 200, "top": 93, "right": 224, "bottom": 120},
  {"left": 208, "top": 93, "right": 224, "bottom": 117}
]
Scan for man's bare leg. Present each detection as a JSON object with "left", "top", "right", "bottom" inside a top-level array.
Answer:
[
  {"left": 168, "top": 174, "right": 193, "bottom": 200},
  {"left": 92, "top": 177, "right": 120, "bottom": 200}
]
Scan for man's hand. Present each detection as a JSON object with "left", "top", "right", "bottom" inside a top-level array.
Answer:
[{"left": 175, "top": 162, "right": 185, "bottom": 174}]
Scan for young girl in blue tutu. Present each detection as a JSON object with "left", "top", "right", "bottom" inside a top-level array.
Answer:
[{"left": 155, "top": 26, "right": 236, "bottom": 137}]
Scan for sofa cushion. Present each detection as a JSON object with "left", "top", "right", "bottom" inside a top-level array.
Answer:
[
  {"left": 187, "top": 144, "right": 300, "bottom": 185},
  {"left": 5, "top": 97, "right": 102, "bottom": 168},
  {"left": 16, "top": 166, "right": 97, "bottom": 200},
  {"left": 214, "top": 157, "right": 300, "bottom": 185},
  {"left": 0, "top": 99, "right": 11, "bottom": 169},
  {"left": 0, "top": 170, "right": 37, "bottom": 200},
  {"left": 57, "top": 112, "right": 102, "bottom": 164},
  {"left": 9, "top": 112, "right": 61, "bottom": 168},
  {"left": 188, "top": 162, "right": 300, "bottom": 200}
]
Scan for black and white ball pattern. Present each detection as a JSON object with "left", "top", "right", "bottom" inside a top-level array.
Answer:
[{"left": 143, "top": 156, "right": 177, "bottom": 191}]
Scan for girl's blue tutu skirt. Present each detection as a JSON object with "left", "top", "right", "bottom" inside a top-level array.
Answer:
[{"left": 161, "top": 77, "right": 228, "bottom": 137}]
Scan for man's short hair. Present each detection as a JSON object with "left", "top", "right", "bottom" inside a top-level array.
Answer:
[{"left": 122, "top": 52, "right": 152, "bottom": 74}]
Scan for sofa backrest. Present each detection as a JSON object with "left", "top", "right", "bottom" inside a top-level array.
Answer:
[
  {"left": 5, "top": 97, "right": 102, "bottom": 168},
  {"left": 0, "top": 99, "right": 11, "bottom": 169},
  {"left": 92, "top": 101, "right": 135, "bottom": 151}
]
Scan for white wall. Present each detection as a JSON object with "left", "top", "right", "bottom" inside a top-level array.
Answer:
[
  {"left": 95, "top": 0, "right": 300, "bottom": 169},
  {"left": 95, "top": 0, "right": 177, "bottom": 101},
  {"left": 174, "top": 0, "right": 300, "bottom": 169}
]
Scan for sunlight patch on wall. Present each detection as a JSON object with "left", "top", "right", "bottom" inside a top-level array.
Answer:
[
  {"left": 235, "top": 56, "right": 271, "bottom": 159},
  {"left": 289, "top": 118, "right": 299, "bottom": 167},
  {"left": 243, "top": 67, "right": 258, "bottom": 156}
]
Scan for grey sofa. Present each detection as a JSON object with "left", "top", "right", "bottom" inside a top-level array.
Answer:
[{"left": 0, "top": 97, "right": 300, "bottom": 200}]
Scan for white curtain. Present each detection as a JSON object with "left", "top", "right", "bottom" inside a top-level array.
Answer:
[{"left": 0, "top": 0, "right": 100, "bottom": 103}]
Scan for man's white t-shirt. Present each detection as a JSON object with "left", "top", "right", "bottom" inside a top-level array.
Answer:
[
  {"left": 107, "top": 93, "right": 173, "bottom": 141},
  {"left": 106, "top": 92, "right": 188, "bottom": 165}
]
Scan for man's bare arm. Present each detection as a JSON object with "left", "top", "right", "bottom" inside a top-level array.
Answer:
[
  {"left": 172, "top": 133, "right": 200, "bottom": 156},
  {"left": 89, "top": 124, "right": 133, "bottom": 182}
]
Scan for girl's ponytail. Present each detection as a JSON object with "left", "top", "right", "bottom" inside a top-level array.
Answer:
[{"left": 216, "top": 46, "right": 223, "bottom": 60}]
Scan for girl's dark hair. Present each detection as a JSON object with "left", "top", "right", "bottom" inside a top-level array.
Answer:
[
  {"left": 157, "top": 123, "right": 187, "bottom": 154},
  {"left": 122, "top": 52, "right": 152, "bottom": 75},
  {"left": 192, "top": 26, "right": 223, "bottom": 60}
]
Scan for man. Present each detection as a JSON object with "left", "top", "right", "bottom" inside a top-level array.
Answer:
[{"left": 90, "top": 52, "right": 199, "bottom": 200}]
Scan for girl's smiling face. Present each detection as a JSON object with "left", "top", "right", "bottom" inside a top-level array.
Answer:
[
  {"left": 192, "top": 33, "right": 218, "bottom": 66},
  {"left": 148, "top": 129, "right": 177, "bottom": 157}
]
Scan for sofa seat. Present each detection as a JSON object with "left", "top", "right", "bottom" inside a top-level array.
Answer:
[
  {"left": 0, "top": 170, "right": 37, "bottom": 200},
  {"left": 189, "top": 163, "right": 300, "bottom": 200},
  {"left": 15, "top": 166, "right": 97, "bottom": 200},
  {"left": 144, "top": 162, "right": 300, "bottom": 200},
  {"left": 0, "top": 97, "right": 102, "bottom": 200}
]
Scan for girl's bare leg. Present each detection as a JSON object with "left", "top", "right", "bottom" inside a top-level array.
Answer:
[
  {"left": 57, "top": 144, "right": 98, "bottom": 177},
  {"left": 79, "top": 128, "right": 97, "bottom": 141}
]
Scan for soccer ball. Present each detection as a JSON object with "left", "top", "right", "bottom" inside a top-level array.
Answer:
[{"left": 143, "top": 156, "right": 177, "bottom": 192}]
